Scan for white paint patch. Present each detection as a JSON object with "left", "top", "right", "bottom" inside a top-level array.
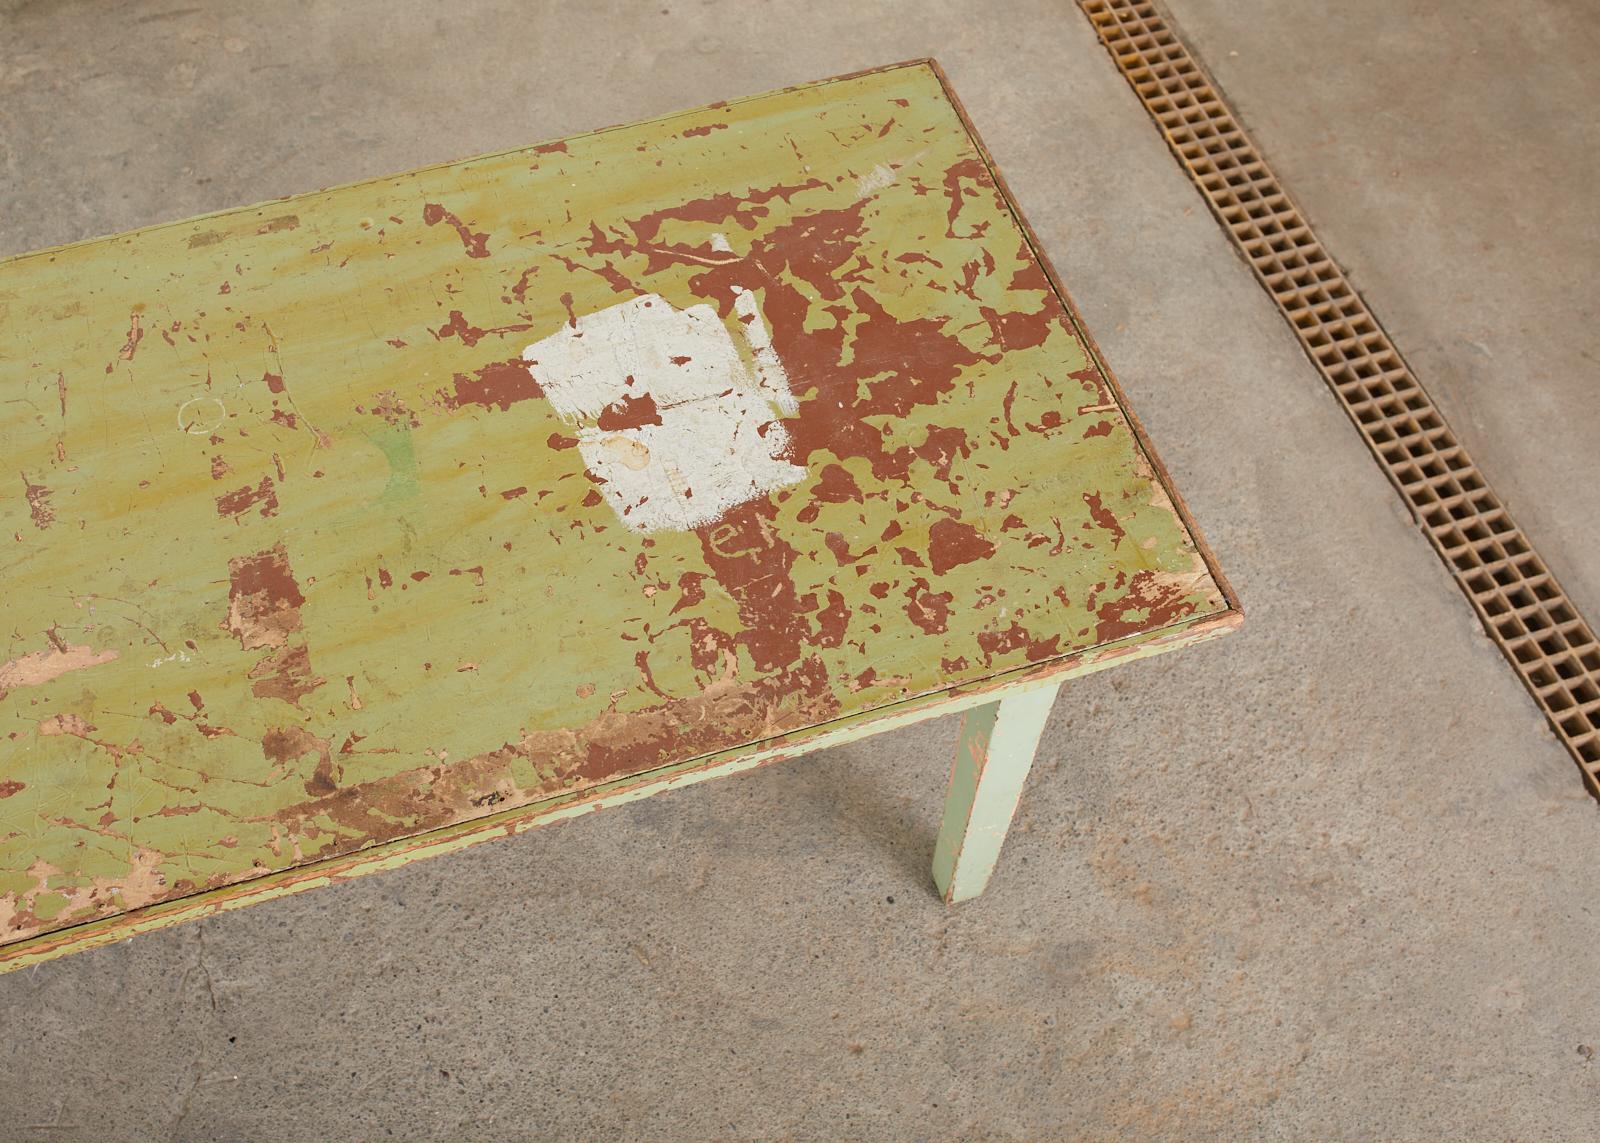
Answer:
[
  {"left": 855, "top": 162, "right": 897, "bottom": 198},
  {"left": 708, "top": 232, "right": 797, "bottom": 416},
  {"left": 523, "top": 280, "right": 804, "bottom": 533}
]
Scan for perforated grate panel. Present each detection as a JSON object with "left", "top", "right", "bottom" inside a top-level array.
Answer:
[{"left": 1079, "top": 0, "right": 1600, "bottom": 796}]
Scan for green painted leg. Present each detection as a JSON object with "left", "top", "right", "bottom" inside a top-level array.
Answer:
[{"left": 932, "top": 682, "right": 1061, "bottom": 904}]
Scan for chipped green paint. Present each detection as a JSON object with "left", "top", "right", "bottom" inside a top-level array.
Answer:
[{"left": 0, "top": 60, "right": 1239, "bottom": 970}]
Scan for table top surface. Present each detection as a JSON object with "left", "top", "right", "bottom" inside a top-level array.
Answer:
[{"left": 0, "top": 60, "right": 1235, "bottom": 951}]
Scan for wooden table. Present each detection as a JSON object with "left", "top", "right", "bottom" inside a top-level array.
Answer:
[{"left": 0, "top": 60, "right": 1239, "bottom": 973}]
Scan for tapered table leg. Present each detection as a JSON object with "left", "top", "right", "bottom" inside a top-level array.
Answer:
[{"left": 932, "top": 682, "right": 1061, "bottom": 903}]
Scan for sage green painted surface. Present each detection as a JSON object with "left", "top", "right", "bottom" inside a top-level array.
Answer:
[
  {"left": 933, "top": 680, "right": 1062, "bottom": 903},
  {"left": 0, "top": 60, "right": 1236, "bottom": 966},
  {"left": 0, "top": 615, "right": 1239, "bottom": 974}
]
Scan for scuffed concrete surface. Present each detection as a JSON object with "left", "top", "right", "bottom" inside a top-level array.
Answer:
[{"left": 1, "top": 1, "right": 1597, "bottom": 1139}]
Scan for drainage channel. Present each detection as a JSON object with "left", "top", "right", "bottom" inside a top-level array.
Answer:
[{"left": 1078, "top": 0, "right": 1600, "bottom": 797}]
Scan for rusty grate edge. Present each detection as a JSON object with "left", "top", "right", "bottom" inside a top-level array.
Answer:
[{"left": 1078, "top": 0, "right": 1600, "bottom": 797}]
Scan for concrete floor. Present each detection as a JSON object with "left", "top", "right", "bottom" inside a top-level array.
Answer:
[
  {"left": 1175, "top": 0, "right": 1600, "bottom": 644},
  {"left": 1, "top": 1, "right": 1596, "bottom": 1139}
]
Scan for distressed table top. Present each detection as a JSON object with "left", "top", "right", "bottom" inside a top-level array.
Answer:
[{"left": 0, "top": 60, "right": 1238, "bottom": 967}]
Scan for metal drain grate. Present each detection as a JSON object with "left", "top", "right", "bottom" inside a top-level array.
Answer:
[{"left": 1078, "top": 0, "right": 1600, "bottom": 796}]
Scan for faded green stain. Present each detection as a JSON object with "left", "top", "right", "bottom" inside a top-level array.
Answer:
[
  {"left": 369, "top": 424, "right": 421, "bottom": 504},
  {"left": 0, "top": 61, "right": 1237, "bottom": 967}
]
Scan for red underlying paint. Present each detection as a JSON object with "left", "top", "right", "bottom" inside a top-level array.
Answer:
[
  {"left": 222, "top": 544, "right": 306, "bottom": 650},
  {"left": 811, "top": 463, "right": 864, "bottom": 504},
  {"left": 671, "top": 572, "right": 709, "bottom": 614},
  {"left": 248, "top": 644, "right": 325, "bottom": 706},
  {"left": 443, "top": 359, "right": 544, "bottom": 411},
  {"left": 694, "top": 500, "right": 810, "bottom": 673},
  {"left": 434, "top": 310, "right": 487, "bottom": 346},
  {"left": 1083, "top": 491, "right": 1127, "bottom": 549},
  {"left": 913, "top": 426, "right": 971, "bottom": 483},
  {"left": 680, "top": 616, "right": 735, "bottom": 675},
  {"left": 594, "top": 392, "right": 663, "bottom": 432},
  {"left": 927, "top": 518, "right": 995, "bottom": 575},
  {"left": 215, "top": 477, "right": 279, "bottom": 520},
  {"left": 433, "top": 310, "right": 533, "bottom": 348},
  {"left": 20, "top": 473, "right": 53, "bottom": 529},
  {"left": 977, "top": 620, "right": 1061, "bottom": 665},
  {"left": 1094, "top": 570, "right": 1200, "bottom": 643},
  {"left": 118, "top": 312, "right": 144, "bottom": 361},
  {"left": 978, "top": 302, "right": 1058, "bottom": 352},
  {"left": 261, "top": 726, "right": 335, "bottom": 795},
  {"left": 256, "top": 656, "right": 843, "bottom": 861},
  {"left": 422, "top": 202, "right": 491, "bottom": 258},
  {"left": 905, "top": 579, "right": 955, "bottom": 635},
  {"left": 814, "top": 590, "right": 850, "bottom": 647}
]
